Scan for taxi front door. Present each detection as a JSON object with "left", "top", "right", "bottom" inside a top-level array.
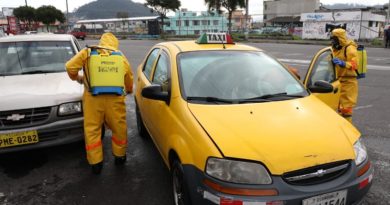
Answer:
[
  {"left": 303, "top": 47, "right": 341, "bottom": 111},
  {"left": 142, "top": 49, "right": 173, "bottom": 157}
]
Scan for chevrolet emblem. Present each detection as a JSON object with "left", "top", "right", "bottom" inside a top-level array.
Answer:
[{"left": 6, "top": 114, "right": 26, "bottom": 121}]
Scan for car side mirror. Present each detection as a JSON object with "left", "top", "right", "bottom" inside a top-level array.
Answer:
[
  {"left": 142, "top": 84, "right": 169, "bottom": 103},
  {"left": 308, "top": 80, "right": 334, "bottom": 93}
]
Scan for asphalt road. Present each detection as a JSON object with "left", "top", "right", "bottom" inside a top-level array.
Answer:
[{"left": 0, "top": 40, "right": 389, "bottom": 205}]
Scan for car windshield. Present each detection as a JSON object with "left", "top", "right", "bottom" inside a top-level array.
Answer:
[
  {"left": 0, "top": 41, "right": 75, "bottom": 76},
  {"left": 178, "top": 51, "right": 308, "bottom": 103}
]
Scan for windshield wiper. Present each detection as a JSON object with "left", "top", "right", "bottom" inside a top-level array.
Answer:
[
  {"left": 21, "top": 70, "right": 60, "bottom": 75},
  {"left": 243, "top": 92, "right": 305, "bottom": 101},
  {"left": 186, "top": 96, "right": 235, "bottom": 104}
]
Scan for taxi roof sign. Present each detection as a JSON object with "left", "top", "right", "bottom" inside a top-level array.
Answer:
[{"left": 196, "top": 33, "right": 234, "bottom": 44}]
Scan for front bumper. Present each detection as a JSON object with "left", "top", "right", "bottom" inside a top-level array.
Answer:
[
  {"left": 183, "top": 160, "right": 373, "bottom": 205},
  {"left": 0, "top": 117, "right": 84, "bottom": 154}
]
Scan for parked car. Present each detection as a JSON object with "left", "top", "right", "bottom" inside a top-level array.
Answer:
[
  {"left": 70, "top": 29, "right": 86, "bottom": 40},
  {"left": 135, "top": 33, "right": 372, "bottom": 205},
  {"left": 0, "top": 34, "right": 85, "bottom": 153}
]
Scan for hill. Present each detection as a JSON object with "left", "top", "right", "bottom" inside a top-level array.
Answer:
[{"left": 74, "top": 0, "right": 156, "bottom": 19}]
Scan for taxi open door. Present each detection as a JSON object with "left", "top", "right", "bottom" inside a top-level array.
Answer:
[{"left": 303, "top": 47, "right": 341, "bottom": 111}]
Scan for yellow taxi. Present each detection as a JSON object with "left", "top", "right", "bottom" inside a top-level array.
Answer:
[{"left": 134, "top": 33, "right": 372, "bottom": 205}]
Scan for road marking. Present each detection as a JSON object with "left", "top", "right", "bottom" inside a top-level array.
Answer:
[
  {"left": 279, "top": 58, "right": 390, "bottom": 71},
  {"left": 355, "top": 104, "right": 373, "bottom": 110}
]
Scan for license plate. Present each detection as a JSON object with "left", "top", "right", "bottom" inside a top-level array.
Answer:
[
  {"left": 0, "top": 130, "right": 39, "bottom": 148},
  {"left": 303, "top": 190, "right": 347, "bottom": 205}
]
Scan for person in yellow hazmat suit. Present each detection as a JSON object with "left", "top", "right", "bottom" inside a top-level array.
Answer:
[
  {"left": 330, "top": 28, "right": 358, "bottom": 123},
  {"left": 66, "top": 33, "right": 133, "bottom": 174}
]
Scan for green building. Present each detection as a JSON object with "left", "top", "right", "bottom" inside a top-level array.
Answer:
[{"left": 164, "top": 10, "right": 229, "bottom": 35}]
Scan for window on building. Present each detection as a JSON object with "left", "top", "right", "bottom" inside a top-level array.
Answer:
[
  {"left": 193, "top": 20, "right": 200, "bottom": 26},
  {"left": 235, "top": 18, "right": 240, "bottom": 23},
  {"left": 202, "top": 20, "right": 208, "bottom": 25},
  {"left": 176, "top": 20, "right": 181, "bottom": 26},
  {"left": 264, "top": 15, "right": 267, "bottom": 20},
  {"left": 185, "top": 20, "right": 190, "bottom": 27},
  {"left": 208, "top": 20, "right": 211, "bottom": 25},
  {"left": 213, "top": 20, "right": 219, "bottom": 25},
  {"left": 194, "top": 30, "right": 200, "bottom": 35},
  {"left": 369, "top": 21, "right": 373, "bottom": 27},
  {"left": 264, "top": 5, "right": 267, "bottom": 10},
  {"left": 376, "top": 22, "right": 378, "bottom": 27}
]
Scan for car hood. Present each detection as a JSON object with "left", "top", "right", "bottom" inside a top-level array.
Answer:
[
  {"left": 187, "top": 96, "right": 360, "bottom": 175},
  {"left": 0, "top": 72, "right": 83, "bottom": 111}
]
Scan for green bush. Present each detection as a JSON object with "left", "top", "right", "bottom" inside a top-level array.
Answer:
[
  {"left": 371, "top": 38, "right": 383, "bottom": 46},
  {"left": 292, "top": 35, "right": 302, "bottom": 40}
]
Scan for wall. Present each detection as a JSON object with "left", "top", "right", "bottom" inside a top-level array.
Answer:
[
  {"left": 301, "top": 11, "right": 385, "bottom": 40},
  {"left": 264, "top": 0, "right": 320, "bottom": 20},
  {"left": 164, "top": 11, "right": 228, "bottom": 35}
]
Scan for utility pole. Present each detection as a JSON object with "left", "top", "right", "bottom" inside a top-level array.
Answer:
[
  {"left": 244, "top": 0, "right": 249, "bottom": 40},
  {"left": 387, "top": 0, "right": 390, "bottom": 24},
  {"left": 25, "top": 0, "right": 27, "bottom": 6},
  {"left": 66, "top": 0, "right": 69, "bottom": 32}
]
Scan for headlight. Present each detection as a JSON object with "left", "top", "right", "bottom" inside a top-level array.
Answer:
[
  {"left": 354, "top": 139, "right": 367, "bottom": 166},
  {"left": 205, "top": 158, "right": 272, "bottom": 184},
  {"left": 58, "top": 102, "right": 82, "bottom": 116}
]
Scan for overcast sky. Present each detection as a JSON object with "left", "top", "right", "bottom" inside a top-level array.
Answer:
[{"left": 1, "top": 0, "right": 388, "bottom": 16}]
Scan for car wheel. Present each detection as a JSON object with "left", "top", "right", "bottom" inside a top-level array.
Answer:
[
  {"left": 135, "top": 105, "right": 148, "bottom": 138},
  {"left": 81, "top": 37, "right": 85, "bottom": 40},
  {"left": 172, "top": 160, "right": 192, "bottom": 205}
]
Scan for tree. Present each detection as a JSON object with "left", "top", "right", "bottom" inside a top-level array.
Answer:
[
  {"left": 13, "top": 6, "right": 36, "bottom": 30},
  {"left": 35, "top": 6, "right": 65, "bottom": 32},
  {"left": 145, "top": 0, "right": 181, "bottom": 37},
  {"left": 205, "top": 0, "right": 246, "bottom": 34}
]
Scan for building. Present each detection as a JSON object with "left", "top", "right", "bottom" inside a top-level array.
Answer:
[
  {"left": 228, "top": 10, "right": 252, "bottom": 32},
  {"left": 263, "top": 0, "right": 320, "bottom": 26},
  {"left": 301, "top": 10, "right": 386, "bottom": 40},
  {"left": 75, "top": 16, "right": 160, "bottom": 34},
  {"left": 164, "top": 9, "right": 228, "bottom": 35}
]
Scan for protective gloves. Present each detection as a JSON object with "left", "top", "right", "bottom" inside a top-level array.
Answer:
[{"left": 332, "top": 58, "right": 346, "bottom": 67}]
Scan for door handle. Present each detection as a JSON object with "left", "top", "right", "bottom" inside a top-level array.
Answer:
[{"left": 333, "top": 88, "right": 338, "bottom": 93}]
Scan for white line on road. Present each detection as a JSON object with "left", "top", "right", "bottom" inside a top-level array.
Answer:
[
  {"left": 279, "top": 58, "right": 390, "bottom": 71},
  {"left": 355, "top": 104, "right": 373, "bottom": 110}
]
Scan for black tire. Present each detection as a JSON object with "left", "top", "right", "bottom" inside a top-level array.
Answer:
[
  {"left": 172, "top": 160, "right": 192, "bottom": 205},
  {"left": 81, "top": 37, "right": 85, "bottom": 40},
  {"left": 135, "top": 105, "right": 148, "bottom": 138}
]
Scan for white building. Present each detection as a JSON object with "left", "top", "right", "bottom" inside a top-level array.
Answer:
[{"left": 301, "top": 11, "right": 386, "bottom": 40}]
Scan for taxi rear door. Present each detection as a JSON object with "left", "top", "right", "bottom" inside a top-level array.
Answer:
[{"left": 303, "top": 47, "right": 341, "bottom": 111}]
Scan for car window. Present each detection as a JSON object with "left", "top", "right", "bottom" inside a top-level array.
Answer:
[
  {"left": 0, "top": 41, "right": 75, "bottom": 76},
  {"left": 143, "top": 48, "right": 160, "bottom": 81},
  {"left": 308, "top": 50, "right": 335, "bottom": 86},
  {"left": 178, "top": 51, "right": 307, "bottom": 100},
  {"left": 152, "top": 51, "right": 170, "bottom": 92}
]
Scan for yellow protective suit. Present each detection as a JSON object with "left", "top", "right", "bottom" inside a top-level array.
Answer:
[
  {"left": 331, "top": 29, "right": 358, "bottom": 123},
  {"left": 66, "top": 33, "right": 133, "bottom": 165}
]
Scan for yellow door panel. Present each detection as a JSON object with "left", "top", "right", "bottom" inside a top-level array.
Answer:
[{"left": 304, "top": 47, "right": 340, "bottom": 111}]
